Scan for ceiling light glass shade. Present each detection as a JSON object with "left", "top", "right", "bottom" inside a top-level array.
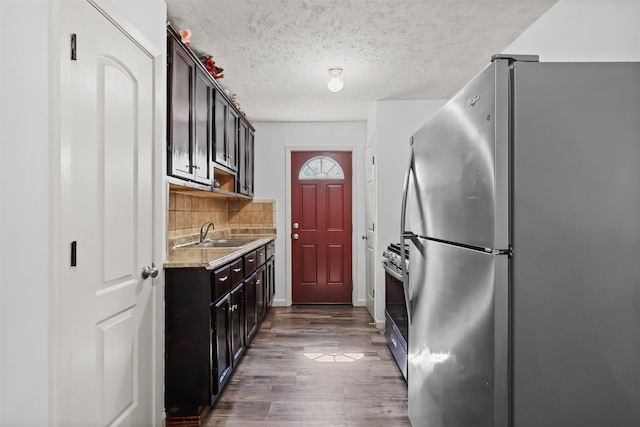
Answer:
[{"left": 327, "top": 67, "right": 344, "bottom": 92}]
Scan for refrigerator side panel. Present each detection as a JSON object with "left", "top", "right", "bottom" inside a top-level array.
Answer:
[
  {"left": 511, "top": 62, "right": 640, "bottom": 427},
  {"left": 409, "top": 61, "right": 508, "bottom": 249},
  {"left": 408, "top": 239, "right": 501, "bottom": 427}
]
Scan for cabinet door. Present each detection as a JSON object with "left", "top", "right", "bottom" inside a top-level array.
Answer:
[
  {"left": 167, "top": 37, "right": 194, "bottom": 180},
  {"left": 256, "top": 264, "right": 266, "bottom": 322},
  {"left": 266, "top": 256, "right": 275, "bottom": 308},
  {"left": 230, "top": 283, "right": 245, "bottom": 365},
  {"left": 246, "top": 129, "right": 255, "bottom": 197},
  {"left": 245, "top": 271, "right": 258, "bottom": 342},
  {"left": 213, "top": 296, "right": 231, "bottom": 395},
  {"left": 193, "top": 67, "right": 212, "bottom": 184},
  {"left": 213, "top": 91, "right": 228, "bottom": 166},
  {"left": 227, "top": 108, "right": 239, "bottom": 171},
  {"left": 237, "top": 121, "right": 248, "bottom": 194}
]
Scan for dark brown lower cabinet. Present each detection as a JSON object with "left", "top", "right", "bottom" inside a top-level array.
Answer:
[
  {"left": 266, "top": 255, "right": 275, "bottom": 308},
  {"left": 230, "top": 283, "right": 245, "bottom": 365},
  {"left": 256, "top": 264, "right": 266, "bottom": 323},
  {"left": 165, "top": 267, "right": 211, "bottom": 416},
  {"left": 165, "top": 243, "right": 275, "bottom": 422},
  {"left": 245, "top": 271, "right": 258, "bottom": 343},
  {"left": 213, "top": 294, "right": 231, "bottom": 396}
]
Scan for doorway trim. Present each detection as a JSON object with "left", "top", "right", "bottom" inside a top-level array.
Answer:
[{"left": 285, "top": 146, "right": 360, "bottom": 306}]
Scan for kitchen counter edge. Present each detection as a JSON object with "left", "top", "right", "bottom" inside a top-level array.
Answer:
[{"left": 164, "top": 235, "right": 276, "bottom": 271}]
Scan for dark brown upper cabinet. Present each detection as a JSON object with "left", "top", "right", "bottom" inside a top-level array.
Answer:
[
  {"left": 167, "top": 25, "right": 255, "bottom": 198},
  {"left": 237, "top": 123, "right": 255, "bottom": 197},
  {"left": 167, "top": 35, "right": 212, "bottom": 185}
]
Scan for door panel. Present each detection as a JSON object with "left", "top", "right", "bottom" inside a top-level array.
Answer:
[
  {"left": 59, "top": 1, "right": 156, "bottom": 425},
  {"left": 300, "top": 184, "right": 318, "bottom": 229},
  {"left": 291, "top": 151, "right": 352, "bottom": 304},
  {"left": 327, "top": 244, "right": 344, "bottom": 283},
  {"left": 300, "top": 245, "right": 318, "bottom": 284}
]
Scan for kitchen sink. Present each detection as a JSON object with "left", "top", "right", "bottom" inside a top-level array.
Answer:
[{"left": 179, "top": 238, "right": 259, "bottom": 249}]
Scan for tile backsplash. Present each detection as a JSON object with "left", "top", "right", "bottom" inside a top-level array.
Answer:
[{"left": 168, "top": 191, "right": 276, "bottom": 238}]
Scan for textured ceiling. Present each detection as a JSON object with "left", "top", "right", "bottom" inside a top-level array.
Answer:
[{"left": 166, "top": 0, "right": 557, "bottom": 122}]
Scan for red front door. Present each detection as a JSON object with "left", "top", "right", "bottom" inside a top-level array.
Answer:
[{"left": 291, "top": 151, "right": 353, "bottom": 304}]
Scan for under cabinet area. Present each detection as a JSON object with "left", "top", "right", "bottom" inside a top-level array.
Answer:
[
  {"left": 164, "top": 239, "right": 275, "bottom": 425},
  {"left": 166, "top": 25, "right": 255, "bottom": 198}
]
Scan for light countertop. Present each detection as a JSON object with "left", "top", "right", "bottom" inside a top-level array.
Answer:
[{"left": 164, "top": 234, "right": 276, "bottom": 271}]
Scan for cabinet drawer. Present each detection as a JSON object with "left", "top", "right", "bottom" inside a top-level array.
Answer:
[
  {"left": 212, "top": 265, "right": 232, "bottom": 302},
  {"left": 266, "top": 240, "right": 275, "bottom": 259},
  {"left": 244, "top": 250, "right": 257, "bottom": 275},
  {"left": 256, "top": 245, "right": 266, "bottom": 266},
  {"left": 229, "top": 258, "right": 244, "bottom": 287}
]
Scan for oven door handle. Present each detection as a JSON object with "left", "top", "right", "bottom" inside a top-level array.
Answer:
[{"left": 400, "top": 138, "right": 415, "bottom": 324}]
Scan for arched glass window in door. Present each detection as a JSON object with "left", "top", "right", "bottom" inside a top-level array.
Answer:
[{"left": 298, "top": 156, "right": 345, "bottom": 180}]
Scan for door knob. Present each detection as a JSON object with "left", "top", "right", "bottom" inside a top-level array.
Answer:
[
  {"left": 292, "top": 233, "right": 299, "bottom": 240},
  {"left": 293, "top": 222, "right": 299, "bottom": 229},
  {"left": 141, "top": 263, "right": 159, "bottom": 279},
  {"left": 361, "top": 235, "right": 367, "bottom": 240}
]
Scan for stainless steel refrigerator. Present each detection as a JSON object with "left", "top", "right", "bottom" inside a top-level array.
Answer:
[{"left": 400, "top": 55, "right": 640, "bottom": 427}]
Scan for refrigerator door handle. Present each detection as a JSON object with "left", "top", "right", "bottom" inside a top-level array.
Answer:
[{"left": 400, "top": 139, "right": 415, "bottom": 323}]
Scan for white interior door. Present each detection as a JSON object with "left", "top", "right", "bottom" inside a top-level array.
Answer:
[
  {"left": 58, "top": 1, "right": 157, "bottom": 425},
  {"left": 364, "top": 137, "right": 377, "bottom": 318}
]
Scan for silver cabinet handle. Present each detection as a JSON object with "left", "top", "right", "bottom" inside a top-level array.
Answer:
[
  {"left": 233, "top": 268, "right": 242, "bottom": 273},
  {"left": 218, "top": 275, "right": 229, "bottom": 282},
  {"left": 292, "top": 233, "right": 299, "bottom": 240},
  {"left": 141, "top": 263, "right": 158, "bottom": 279}
]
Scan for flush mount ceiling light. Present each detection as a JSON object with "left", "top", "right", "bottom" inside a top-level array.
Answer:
[{"left": 327, "top": 67, "right": 344, "bottom": 93}]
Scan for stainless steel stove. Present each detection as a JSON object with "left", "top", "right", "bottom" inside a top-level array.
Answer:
[{"left": 382, "top": 243, "right": 409, "bottom": 380}]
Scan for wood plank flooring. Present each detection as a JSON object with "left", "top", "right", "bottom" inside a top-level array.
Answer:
[{"left": 203, "top": 306, "right": 411, "bottom": 427}]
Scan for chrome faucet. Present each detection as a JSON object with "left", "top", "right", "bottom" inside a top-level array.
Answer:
[{"left": 200, "top": 222, "right": 215, "bottom": 242}]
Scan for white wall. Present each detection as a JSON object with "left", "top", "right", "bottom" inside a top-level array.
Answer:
[
  {"left": 0, "top": 2, "right": 50, "bottom": 425},
  {"left": 252, "top": 121, "right": 367, "bottom": 305},
  {"left": 367, "top": 100, "right": 446, "bottom": 324},
  {"left": 0, "top": 1, "right": 165, "bottom": 425},
  {"left": 504, "top": 0, "right": 640, "bottom": 61}
]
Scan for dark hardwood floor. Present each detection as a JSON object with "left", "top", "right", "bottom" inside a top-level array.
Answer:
[{"left": 203, "top": 305, "right": 411, "bottom": 426}]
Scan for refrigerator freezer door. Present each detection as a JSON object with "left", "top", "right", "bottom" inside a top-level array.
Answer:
[
  {"left": 511, "top": 62, "right": 640, "bottom": 427},
  {"left": 406, "top": 60, "right": 509, "bottom": 250},
  {"left": 407, "top": 238, "right": 508, "bottom": 427}
]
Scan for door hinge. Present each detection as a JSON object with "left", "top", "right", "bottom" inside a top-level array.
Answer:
[
  {"left": 372, "top": 223, "right": 375, "bottom": 231},
  {"left": 372, "top": 156, "right": 375, "bottom": 165},
  {"left": 70, "top": 241, "right": 77, "bottom": 266},
  {"left": 70, "top": 33, "right": 77, "bottom": 61}
]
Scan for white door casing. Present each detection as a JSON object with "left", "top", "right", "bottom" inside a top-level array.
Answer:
[
  {"left": 364, "top": 135, "right": 377, "bottom": 320},
  {"left": 54, "top": 1, "right": 160, "bottom": 425}
]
